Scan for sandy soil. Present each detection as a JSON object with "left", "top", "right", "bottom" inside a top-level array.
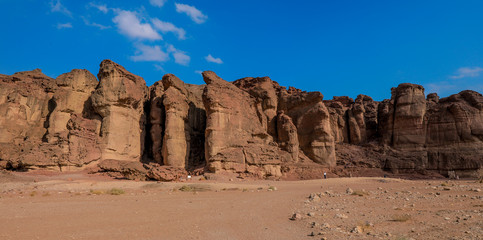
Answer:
[{"left": 0, "top": 170, "right": 481, "bottom": 240}]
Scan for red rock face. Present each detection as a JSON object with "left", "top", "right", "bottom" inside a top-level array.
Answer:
[
  {"left": 0, "top": 68, "right": 101, "bottom": 170},
  {"left": 234, "top": 77, "right": 336, "bottom": 167},
  {"left": 424, "top": 90, "right": 483, "bottom": 175},
  {"left": 377, "top": 84, "right": 482, "bottom": 177},
  {"left": 91, "top": 60, "right": 148, "bottom": 162},
  {"left": 0, "top": 62, "right": 481, "bottom": 179},
  {"left": 202, "top": 71, "right": 289, "bottom": 177}
]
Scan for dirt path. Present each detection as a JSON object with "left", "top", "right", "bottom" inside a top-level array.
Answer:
[{"left": 0, "top": 171, "right": 481, "bottom": 240}]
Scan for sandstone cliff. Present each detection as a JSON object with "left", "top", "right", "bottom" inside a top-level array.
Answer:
[{"left": 0, "top": 61, "right": 481, "bottom": 179}]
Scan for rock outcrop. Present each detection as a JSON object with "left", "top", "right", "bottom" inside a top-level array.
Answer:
[
  {"left": 0, "top": 68, "right": 102, "bottom": 170},
  {"left": 203, "top": 71, "right": 290, "bottom": 177},
  {"left": 91, "top": 60, "right": 148, "bottom": 162},
  {"left": 0, "top": 61, "right": 481, "bottom": 179},
  {"left": 278, "top": 87, "right": 336, "bottom": 166},
  {"left": 233, "top": 77, "right": 336, "bottom": 167},
  {"left": 46, "top": 69, "right": 98, "bottom": 142}
]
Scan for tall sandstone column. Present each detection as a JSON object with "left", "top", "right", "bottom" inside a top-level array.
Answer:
[{"left": 90, "top": 60, "right": 148, "bottom": 162}]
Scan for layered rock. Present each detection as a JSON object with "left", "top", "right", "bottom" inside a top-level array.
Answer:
[
  {"left": 424, "top": 90, "right": 483, "bottom": 176},
  {"left": 147, "top": 74, "right": 206, "bottom": 170},
  {"left": 378, "top": 84, "right": 483, "bottom": 177},
  {"left": 276, "top": 111, "right": 299, "bottom": 162},
  {"left": 160, "top": 74, "right": 205, "bottom": 169},
  {"left": 91, "top": 60, "right": 148, "bottom": 162},
  {"left": 203, "top": 71, "right": 291, "bottom": 177},
  {"left": 148, "top": 81, "right": 165, "bottom": 164},
  {"left": 0, "top": 69, "right": 57, "bottom": 169},
  {"left": 278, "top": 87, "right": 336, "bottom": 166},
  {"left": 46, "top": 69, "right": 99, "bottom": 142},
  {"left": 0, "top": 61, "right": 481, "bottom": 179},
  {"left": 46, "top": 69, "right": 101, "bottom": 168},
  {"left": 0, "top": 69, "right": 55, "bottom": 144},
  {"left": 324, "top": 96, "right": 352, "bottom": 143},
  {"left": 347, "top": 95, "right": 379, "bottom": 144},
  {"left": 233, "top": 77, "right": 280, "bottom": 136},
  {"left": 384, "top": 83, "right": 427, "bottom": 148},
  {"left": 234, "top": 78, "right": 336, "bottom": 167}
]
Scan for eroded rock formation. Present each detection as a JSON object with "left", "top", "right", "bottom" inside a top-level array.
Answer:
[
  {"left": 91, "top": 60, "right": 148, "bottom": 162},
  {"left": 203, "top": 71, "right": 290, "bottom": 177},
  {"left": 0, "top": 61, "right": 481, "bottom": 179}
]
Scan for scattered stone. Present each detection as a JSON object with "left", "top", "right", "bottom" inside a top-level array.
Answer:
[
  {"left": 290, "top": 213, "right": 302, "bottom": 221},
  {"left": 335, "top": 213, "right": 348, "bottom": 219},
  {"left": 350, "top": 226, "right": 362, "bottom": 233}
]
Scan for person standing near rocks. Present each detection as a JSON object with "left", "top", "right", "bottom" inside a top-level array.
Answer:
[{"left": 324, "top": 172, "right": 327, "bottom": 179}]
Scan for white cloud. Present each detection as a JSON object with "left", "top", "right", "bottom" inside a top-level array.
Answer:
[
  {"left": 154, "top": 64, "right": 165, "bottom": 72},
  {"left": 425, "top": 80, "right": 483, "bottom": 97},
  {"left": 50, "top": 0, "right": 72, "bottom": 17},
  {"left": 113, "top": 10, "right": 162, "bottom": 40},
  {"left": 151, "top": 18, "right": 186, "bottom": 40},
  {"left": 57, "top": 22, "right": 73, "bottom": 29},
  {"left": 150, "top": 0, "right": 167, "bottom": 8},
  {"left": 175, "top": 3, "right": 207, "bottom": 24},
  {"left": 205, "top": 54, "right": 223, "bottom": 64},
  {"left": 425, "top": 81, "right": 456, "bottom": 95},
  {"left": 194, "top": 70, "right": 203, "bottom": 75},
  {"left": 167, "top": 45, "right": 190, "bottom": 66},
  {"left": 88, "top": 2, "right": 109, "bottom": 13},
  {"left": 82, "top": 17, "right": 110, "bottom": 30},
  {"left": 450, "top": 67, "right": 483, "bottom": 79},
  {"left": 131, "top": 44, "right": 169, "bottom": 62}
]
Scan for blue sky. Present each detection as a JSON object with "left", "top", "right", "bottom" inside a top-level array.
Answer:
[{"left": 0, "top": 0, "right": 482, "bottom": 100}]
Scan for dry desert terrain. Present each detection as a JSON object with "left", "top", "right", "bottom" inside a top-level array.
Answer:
[{"left": 0, "top": 171, "right": 481, "bottom": 240}]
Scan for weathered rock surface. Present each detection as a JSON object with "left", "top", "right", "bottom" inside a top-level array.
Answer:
[
  {"left": 203, "top": 71, "right": 291, "bottom": 177},
  {"left": 46, "top": 69, "right": 99, "bottom": 142},
  {"left": 91, "top": 60, "right": 148, "bottom": 162},
  {"left": 233, "top": 77, "right": 336, "bottom": 167},
  {"left": 276, "top": 111, "right": 299, "bottom": 162},
  {"left": 277, "top": 87, "right": 336, "bottom": 166},
  {"left": 147, "top": 74, "right": 205, "bottom": 170},
  {"left": 0, "top": 61, "right": 481, "bottom": 180},
  {"left": 0, "top": 68, "right": 102, "bottom": 170},
  {"left": 0, "top": 69, "right": 55, "bottom": 145},
  {"left": 347, "top": 95, "right": 379, "bottom": 144}
]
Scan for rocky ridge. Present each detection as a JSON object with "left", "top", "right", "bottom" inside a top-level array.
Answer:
[{"left": 0, "top": 60, "right": 481, "bottom": 180}]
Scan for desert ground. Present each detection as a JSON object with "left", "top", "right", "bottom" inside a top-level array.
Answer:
[{"left": 0, "top": 170, "right": 481, "bottom": 240}]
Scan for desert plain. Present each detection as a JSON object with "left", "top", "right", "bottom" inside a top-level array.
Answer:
[{"left": 0, "top": 170, "right": 481, "bottom": 240}]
